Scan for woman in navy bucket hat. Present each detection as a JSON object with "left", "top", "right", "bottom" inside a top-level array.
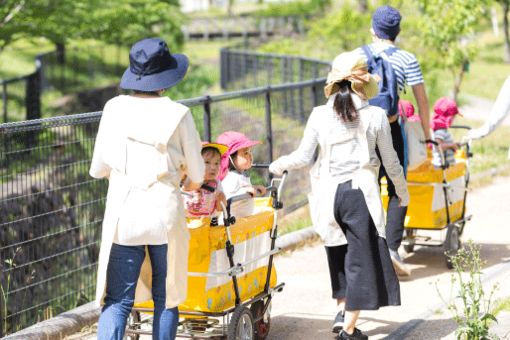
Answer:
[
  {"left": 90, "top": 37, "right": 204, "bottom": 339},
  {"left": 120, "top": 37, "right": 189, "bottom": 92}
]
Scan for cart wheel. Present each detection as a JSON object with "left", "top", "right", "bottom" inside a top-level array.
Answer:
[
  {"left": 125, "top": 310, "right": 140, "bottom": 340},
  {"left": 250, "top": 300, "right": 271, "bottom": 340},
  {"left": 444, "top": 224, "right": 461, "bottom": 269},
  {"left": 403, "top": 229, "right": 417, "bottom": 253},
  {"left": 227, "top": 306, "right": 255, "bottom": 340}
]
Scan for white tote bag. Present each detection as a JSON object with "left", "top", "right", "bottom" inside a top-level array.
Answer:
[{"left": 404, "top": 118, "right": 427, "bottom": 171}]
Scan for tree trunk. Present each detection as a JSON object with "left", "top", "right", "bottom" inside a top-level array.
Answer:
[
  {"left": 358, "top": 0, "right": 368, "bottom": 13},
  {"left": 503, "top": 1, "right": 510, "bottom": 63},
  {"left": 453, "top": 61, "right": 468, "bottom": 102},
  {"left": 56, "top": 42, "right": 65, "bottom": 65}
]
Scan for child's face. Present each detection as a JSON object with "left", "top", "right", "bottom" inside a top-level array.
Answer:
[
  {"left": 233, "top": 147, "right": 253, "bottom": 171},
  {"left": 203, "top": 150, "right": 221, "bottom": 181}
]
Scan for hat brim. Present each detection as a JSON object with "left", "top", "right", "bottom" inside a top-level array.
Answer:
[
  {"left": 230, "top": 140, "right": 261, "bottom": 155},
  {"left": 349, "top": 74, "right": 380, "bottom": 100},
  {"left": 202, "top": 142, "right": 228, "bottom": 155},
  {"left": 120, "top": 53, "right": 189, "bottom": 92}
]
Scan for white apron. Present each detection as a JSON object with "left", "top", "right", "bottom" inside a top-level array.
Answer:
[
  {"left": 309, "top": 107, "right": 387, "bottom": 246},
  {"left": 94, "top": 106, "right": 190, "bottom": 309}
]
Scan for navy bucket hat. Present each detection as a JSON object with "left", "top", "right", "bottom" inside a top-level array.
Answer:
[
  {"left": 372, "top": 5, "right": 401, "bottom": 41},
  {"left": 120, "top": 38, "right": 189, "bottom": 92}
]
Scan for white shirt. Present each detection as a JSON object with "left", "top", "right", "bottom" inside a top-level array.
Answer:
[
  {"left": 270, "top": 94, "right": 409, "bottom": 246},
  {"left": 222, "top": 170, "right": 255, "bottom": 218}
]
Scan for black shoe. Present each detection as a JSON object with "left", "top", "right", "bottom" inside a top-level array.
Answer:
[
  {"left": 339, "top": 328, "right": 368, "bottom": 340},
  {"left": 331, "top": 310, "right": 344, "bottom": 333}
]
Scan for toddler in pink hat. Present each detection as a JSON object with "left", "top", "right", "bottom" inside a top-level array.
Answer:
[
  {"left": 216, "top": 131, "right": 266, "bottom": 218},
  {"left": 431, "top": 97, "right": 462, "bottom": 167}
]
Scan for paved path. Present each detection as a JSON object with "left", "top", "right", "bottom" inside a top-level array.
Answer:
[{"left": 269, "top": 176, "right": 510, "bottom": 339}]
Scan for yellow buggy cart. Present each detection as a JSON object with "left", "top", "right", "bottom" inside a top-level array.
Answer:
[
  {"left": 382, "top": 126, "right": 473, "bottom": 268},
  {"left": 126, "top": 168, "right": 287, "bottom": 339}
]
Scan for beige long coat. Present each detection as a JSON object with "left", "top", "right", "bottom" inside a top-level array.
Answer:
[{"left": 89, "top": 95, "right": 204, "bottom": 308}]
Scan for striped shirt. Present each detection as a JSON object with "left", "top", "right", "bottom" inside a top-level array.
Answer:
[
  {"left": 355, "top": 41, "right": 424, "bottom": 93},
  {"left": 432, "top": 129, "right": 456, "bottom": 167}
]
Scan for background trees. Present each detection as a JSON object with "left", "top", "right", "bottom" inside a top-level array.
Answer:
[{"left": 0, "top": 0, "right": 184, "bottom": 53}]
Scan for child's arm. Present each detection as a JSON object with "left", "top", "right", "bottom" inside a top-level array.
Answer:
[
  {"left": 436, "top": 138, "right": 459, "bottom": 151},
  {"left": 253, "top": 185, "right": 266, "bottom": 196},
  {"left": 215, "top": 191, "right": 227, "bottom": 212}
]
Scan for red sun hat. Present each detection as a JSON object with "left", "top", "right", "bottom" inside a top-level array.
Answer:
[{"left": 216, "top": 131, "right": 261, "bottom": 180}]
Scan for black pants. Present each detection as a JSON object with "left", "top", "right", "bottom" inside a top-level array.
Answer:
[
  {"left": 376, "top": 119, "right": 408, "bottom": 252},
  {"left": 325, "top": 181, "right": 400, "bottom": 311}
]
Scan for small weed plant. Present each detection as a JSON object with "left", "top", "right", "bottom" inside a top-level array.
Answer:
[{"left": 444, "top": 241, "right": 499, "bottom": 339}]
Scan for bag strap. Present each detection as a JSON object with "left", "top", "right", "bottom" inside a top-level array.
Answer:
[{"left": 361, "top": 45, "right": 374, "bottom": 64}]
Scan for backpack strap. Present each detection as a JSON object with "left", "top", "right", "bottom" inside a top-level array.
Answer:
[{"left": 361, "top": 45, "right": 374, "bottom": 64}]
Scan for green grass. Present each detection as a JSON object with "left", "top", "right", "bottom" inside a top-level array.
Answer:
[{"left": 450, "top": 117, "right": 510, "bottom": 175}]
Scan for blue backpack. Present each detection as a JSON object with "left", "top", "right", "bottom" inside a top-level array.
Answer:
[{"left": 362, "top": 45, "right": 399, "bottom": 117}]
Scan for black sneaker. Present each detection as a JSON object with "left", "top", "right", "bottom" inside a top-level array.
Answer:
[
  {"left": 331, "top": 310, "right": 344, "bottom": 333},
  {"left": 338, "top": 328, "right": 368, "bottom": 340}
]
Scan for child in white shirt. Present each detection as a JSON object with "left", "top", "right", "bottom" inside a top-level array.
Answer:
[{"left": 216, "top": 131, "right": 266, "bottom": 218}]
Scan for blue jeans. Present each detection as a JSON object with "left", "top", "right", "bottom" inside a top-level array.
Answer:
[{"left": 97, "top": 244, "right": 179, "bottom": 340}]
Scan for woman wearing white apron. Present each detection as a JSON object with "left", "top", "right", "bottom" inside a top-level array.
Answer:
[
  {"left": 89, "top": 38, "right": 204, "bottom": 340},
  {"left": 269, "top": 51, "right": 409, "bottom": 340}
]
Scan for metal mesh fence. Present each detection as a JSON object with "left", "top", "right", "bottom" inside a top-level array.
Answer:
[
  {"left": 220, "top": 48, "right": 331, "bottom": 90},
  {"left": 0, "top": 73, "right": 328, "bottom": 337}
]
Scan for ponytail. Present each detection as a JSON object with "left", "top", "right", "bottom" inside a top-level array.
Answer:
[{"left": 333, "top": 80, "right": 357, "bottom": 122}]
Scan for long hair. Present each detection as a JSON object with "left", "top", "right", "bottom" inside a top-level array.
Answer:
[{"left": 333, "top": 80, "right": 358, "bottom": 122}]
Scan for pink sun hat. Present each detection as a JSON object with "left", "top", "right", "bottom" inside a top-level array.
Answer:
[
  {"left": 399, "top": 99, "right": 421, "bottom": 122},
  {"left": 432, "top": 97, "right": 463, "bottom": 130},
  {"left": 216, "top": 131, "right": 261, "bottom": 180}
]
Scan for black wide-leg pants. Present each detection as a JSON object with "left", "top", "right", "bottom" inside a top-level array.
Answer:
[{"left": 325, "top": 181, "right": 401, "bottom": 311}]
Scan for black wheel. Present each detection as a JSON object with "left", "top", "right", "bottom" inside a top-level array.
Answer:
[
  {"left": 124, "top": 310, "right": 141, "bottom": 340},
  {"left": 227, "top": 306, "right": 255, "bottom": 340},
  {"left": 403, "top": 229, "right": 417, "bottom": 253},
  {"left": 250, "top": 300, "right": 271, "bottom": 340},
  {"left": 444, "top": 224, "right": 461, "bottom": 269}
]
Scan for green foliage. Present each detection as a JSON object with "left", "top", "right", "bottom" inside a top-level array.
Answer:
[
  {"left": 0, "top": 0, "right": 184, "bottom": 51},
  {"left": 307, "top": 5, "right": 371, "bottom": 53},
  {"left": 255, "top": 0, "right": 331, "bottom": 17},
  {"left": 443, "top": 241, "right": 499, "bottom": 339},
  {"left": 415, "top": 0, "right": 492, "bottom": 98},
  {"left": 259, "top": 3, "right": 370, "bottom": 60}
]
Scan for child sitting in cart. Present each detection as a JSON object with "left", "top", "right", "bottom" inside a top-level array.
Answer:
[
  {"left": 216, "top": 131, "right": 267, "bottom": 218},
  {"left": 182, "top": 142, "right": 228, "bottom": 218},
  {"left": 431, "top": 97, "right": 463, "bottom": 168}
]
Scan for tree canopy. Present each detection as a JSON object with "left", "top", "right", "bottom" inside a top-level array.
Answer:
[{"left": 0, "top": 0, "right": 184, "bottom": 51}]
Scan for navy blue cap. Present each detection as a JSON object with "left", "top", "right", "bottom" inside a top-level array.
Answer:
[
  {"left": 372, "top": 6, "right": 401, "bottom": 41},
  {"left": 120, "top": 38, "right": 189, "bottom": 92}
]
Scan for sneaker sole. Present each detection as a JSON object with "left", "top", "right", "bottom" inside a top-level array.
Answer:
[{"left": 332, "top": 324, "right": 343, "bottom": 333}]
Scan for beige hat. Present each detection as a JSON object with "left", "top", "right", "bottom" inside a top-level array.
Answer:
[{"left": 324, "top": 51, "right": 379, "bottom": 100}]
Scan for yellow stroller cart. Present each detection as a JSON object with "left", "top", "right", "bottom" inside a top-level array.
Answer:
[
  {"left": 125, "top": 168, "right": 287, "bottom": 339},
  {"left": 381, "top": 126, "right": 473, "bottom": 268}
]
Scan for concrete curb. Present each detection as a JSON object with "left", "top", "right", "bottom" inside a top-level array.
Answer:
[{"left": 2, "top": 302, "right": 100, "bottom": 340}]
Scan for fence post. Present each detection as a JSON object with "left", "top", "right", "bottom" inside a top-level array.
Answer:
[
  {"left": 220, "top": 48, "right": 227, "bottom": 89},
  {"left": 26, "top": 68, "right": 41, "bottom": 121},
  {"left": 203, "top": 97, "right": 212, "bottom": 142},
  {"left": 298, "top": 59, "right": 305, "bottom": 122},
  {"left": 265, "top": 88, "right": 273, "bottom": 163},
  {"left": 289, "top": 58, "right": 296, "bottom": 118},
  {"left": 2, "top": 82, "right": 7, "bottom": 123},
  {"left": 281, "top": 58, "right": 288, "bottom": 114},
  {"left": 0, "top": 262, "right": 4, "bottom": 337}
]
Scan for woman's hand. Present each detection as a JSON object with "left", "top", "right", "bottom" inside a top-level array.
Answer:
[{"left": 269, "top": 161, "right": 285, "bottom": 176}]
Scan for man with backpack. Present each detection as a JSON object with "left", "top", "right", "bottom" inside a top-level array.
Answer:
[{"left": 355, "top": 5, "right": 431, "bottom": 277}]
